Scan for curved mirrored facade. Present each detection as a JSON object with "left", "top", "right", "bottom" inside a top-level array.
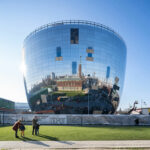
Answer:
[{"left": 23, "top": 20, "right": 126, "bottom": 114}]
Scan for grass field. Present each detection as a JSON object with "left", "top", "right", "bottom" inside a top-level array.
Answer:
[
  {"left": 53, "top": 91, "right": 85, "bottom": 97},
  {"left": 0, "top": 125, "right": 150, "bottom": 141}
]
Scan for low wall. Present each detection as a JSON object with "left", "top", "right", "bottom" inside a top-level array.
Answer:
[{"left": 0, "top": 114, "right": 150, "bottom": 125}]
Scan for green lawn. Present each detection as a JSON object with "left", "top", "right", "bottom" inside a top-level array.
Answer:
[
  {"left": 0, "top": 125, "right": 150, "bottom": 141},
  {"left": 53, "top": 91, "right": 85, "bottom": 97}
]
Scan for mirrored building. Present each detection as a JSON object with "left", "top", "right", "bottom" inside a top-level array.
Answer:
[{"left": 23, "top": 20, "right": 126, "bottom": 114}]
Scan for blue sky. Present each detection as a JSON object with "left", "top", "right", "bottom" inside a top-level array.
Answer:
[{"left": 0, "top": 0, "right": 150, "bottom": 109}]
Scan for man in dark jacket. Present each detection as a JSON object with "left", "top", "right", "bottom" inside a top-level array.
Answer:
[
  {"left": 32, "top": 116, "right": 38, "bottom": 135},
  {"left": 12, "top": 120, "right": 21, "bottom": 138}
]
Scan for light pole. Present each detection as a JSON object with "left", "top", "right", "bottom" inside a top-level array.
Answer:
[
  {"left": 88, "top": 91, "right": 89, "bottom": 114},
  {"left": 48, "top": 88, "right": 53, "bottom": 105},
  {"left": 51, "top": 92, "right": 53, "bottom": 104},
  {"left": 141, "top": 100, "right": 147, "bottom": 109}
]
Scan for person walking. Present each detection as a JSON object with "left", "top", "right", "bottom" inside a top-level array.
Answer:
[
  {"left": 32, "top": 116, "right": 38, "bottom": 135},
  {"left": 12, "top": 120, "right": 21, "bottom": 138}
]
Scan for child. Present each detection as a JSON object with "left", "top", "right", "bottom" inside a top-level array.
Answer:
[
  {"left": 36, "top": 123, "right": 40, "bottom": 135},
  {"left": 19, "top": 123, "right": 26, "bottom": 137}
]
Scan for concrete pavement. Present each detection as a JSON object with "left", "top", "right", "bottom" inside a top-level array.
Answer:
[{"left": 0, "top": 140, "right": 150, "bottom": 149}]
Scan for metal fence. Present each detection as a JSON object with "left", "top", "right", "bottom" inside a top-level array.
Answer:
[{"left": 0, "top": 114, "right": 150, "bottom": 126}]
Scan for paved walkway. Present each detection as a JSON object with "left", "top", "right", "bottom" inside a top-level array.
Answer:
[{"left": 0, "top": 140, "right": 150, "bottom": 149}]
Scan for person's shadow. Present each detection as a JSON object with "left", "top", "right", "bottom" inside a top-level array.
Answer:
[
  {"left": 38, "top": 134, "right": 74, "bottom": 145},
  {"left": 18, "top": 134, "right": 74, "bottom": 146},
  {"left": 18, "top": 136, "right": 50, "bottom": 147},
  {"left": 37, "top": 134, "right": 58, "bottom": 141}
]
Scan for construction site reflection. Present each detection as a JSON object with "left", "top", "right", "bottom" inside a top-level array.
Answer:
[{"left": 28, "top": 72, "right": 120, "bottom": 114}]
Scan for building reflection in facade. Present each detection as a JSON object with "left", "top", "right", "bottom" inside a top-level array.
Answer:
[{"left": 23, "top": 20, "right": 126, "bottom": 114}]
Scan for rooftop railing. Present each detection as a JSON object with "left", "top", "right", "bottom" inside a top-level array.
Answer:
[{"left": 24, "top": 20, "right": 125, "bottom": 45}]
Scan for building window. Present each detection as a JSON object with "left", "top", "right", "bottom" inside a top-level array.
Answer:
[
  {"left": 72, "top": 61, "right": 77, "bottom": 74},
  {"left": 56, "top": 47, "right": 61, "bottom": 57},
  {"left": 88, "top": 53, "right": 92, "bottom": 57},
  {"left": 88, "top": 47, "right": 92, "bottom": 49},
  {"left": 70, "top": 28, "right": 79, "bottom": 44},
  {"left": 86, "top": 47, "right": 94, "bottom": 61},
  {"left": 106, "top": 66, "right": 110, "bottom": 79},
  {"left": 56, "top": 47, "right": 63, "bottom": 61}
]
